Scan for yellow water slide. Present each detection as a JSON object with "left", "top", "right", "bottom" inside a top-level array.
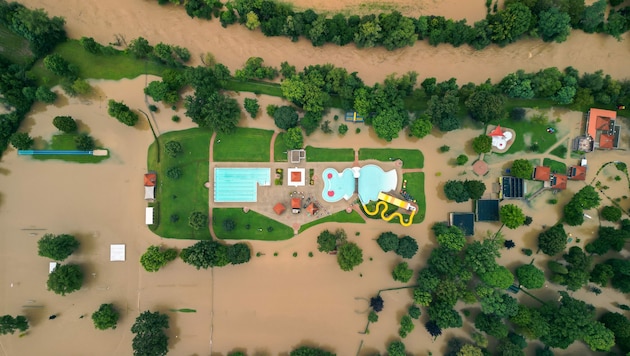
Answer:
[{"left": 362, "top": 192, "right": 416, "bottom": 227}]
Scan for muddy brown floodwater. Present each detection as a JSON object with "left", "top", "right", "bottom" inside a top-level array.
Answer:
[
  {"left": 18, "top": 0, "right": 630, "bottom": 86},
  {"left": 1, "top": 0, "right": 629, "bottom": 355}
]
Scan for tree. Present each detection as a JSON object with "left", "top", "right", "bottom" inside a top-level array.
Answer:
[
  {"left": 338, "top": 123, "right": 348, "bottom": 135},
  {"left": 188, "top": 211, "right": 208, "bottom": 230},
  {"left": 43, "top": 54, "right": 76, "bottom": 78},
  {"left": 590, "top": 263, "right": 614, "bottom": 286},
  {"left": 52, "top": 116, "right": 77, "bottom": 132},
  {"left": 75, "top": 133, "right": 95, "bottom": 151},
  {"left": 370, "top": 295, "right": 384, "bottom": 312},
  {"left": 0, "top": 315, "right": 29, "bottom": 335},
  {"left": 368, "top": 311, "right": 379, "bottom": 322},
  {"left": 600, "top": 312, "right": 630, "bottom": 352},
  {"left": 128, "top": 37, "right": 153, "bottom": 59},
  {"left": 166, "top": 167, "right": 182, "bottom": 180},
  {"left": 164, "top": 141, "right": 183, "bottom": 158},
  {"left": 387, "top": 340, "right": 406, "bottom": 356},
  {"left": 273, "top": 106, "right": 299, "bottom": 130},
  {"left": 476, "top": 285, "right": 519, "bottom": 317},
  {"left": 436, "top": 225, "right": 466, "bottom": 251},
  {"left": 180, "top": 240, "right": 229, "bottom": 269},
  {"left": 185, "top": 91, "right": 240, "bottom": 133},
  {"left": 317, "top": 230, "right": 338, "bottom": 253},
  {"left": 456, "top": 154, "right": 469, "bottom": 165},
  {"left": 108, "top": 100, "right": 138, "bottom": 126},
  {"left": 500, "top": 204, "right": 526, "bottom": 229},
  {"left": 243, "top": 98, "right": 259, "bottom": 118},
  {"left": 9, "top": 132, "right": 33, "bottom": 150},
  {"left": 376, "top": 231, "right": 399, "bottom": 252},
  {"left": 399, "top": 314, "right": 415, "bottom": 338},
  {"left": 38, "top": 233, "right": 80, "bottom": 261},
  {"left": 573, "top": 185, "right": 601, "bottom": 209},
  {"left": 140, "top": 245, "right": 178, "bottom": 272},
  {"left": 489, "top": 3, "right": 532, "bottom": 45},
  {"left": 35, "top": 86, "right": 57, "bottom": 103},
  {"left": 601, "top": 206, "right": 622, "bottom": 222},
  {"left": 563, "top": 200, "right": 585, "bottom": 226},
  {"left": 458, "top": 344, "right": 483, "bottom": 356},
  {"left": 47, "top": 264, "right": 83, "bottom": 296},
  {"left": 284, "top": 127, "right": 304, "bottom": 150},
  {"left": 464, "top": 237, "right": 502, "bottom": 274},
  {"left": 427, "top": 91, "right": 461, "bottom": 131},
  {"left": 91, "top": 303, "right": 119, "bottom": 330},
  {"left": 479, "top": 265, "right": 514, "bottom": 289},
  {"left": 393, "top": 262, "right": 413, "bottom": 283},
  {"left": 427, "top": 301, "right": 463, "bottom": 329},
  {"left": 581, "top": 0, "right": 606, "bottom": 33},
  {"left": 396, "top": 235, "right": 418, "bottom": 258},
  {"left": 408, "top": 305, "right": 421, "bottom": 319},
  {"left": 465, "top": 90, "right": 506, "bottom": 123},
  {"left": 131, "top": 311, "right": 169, "bottom": 356},
  {"left": 538, "top": 7, "right": 571, "bottom": 43},
  {"left": 443, "top": 180, "right": 470, "bottom": 202},
  {"left": 472, "top": 134, "right": 492, "bottom": 154},
  {"left": 464, "top": 180, "right": 486, "bottom": 200},
  {"left": 539, "top": 292, "right": 595, "bottom": 349},
  {"left": 425, "top": 320, "right": 442, "bottom": 338},
  {"left": 409, "top": 116, "right": 432, "bottom": 138},
  {"left": 289, "top": 346, "right": 335, "bottom": 356},
  {"left": 475, "top": 313, "right": 509, "bottom": 338},
  {"left": 337, "top": 242, "right": 363, "bottom": 271},
  {"left": 605, "top": 9, "right": 626, "bottom": 40},
  {"left": 227, "top": 243, "right": 251, "bottom": 265},
  {"left": 372, "top": 108, "right": 404, "bottom": 141},
  {"left": 516, "top": 264, "right": 545, "bottom": 289},
  {"left": 538, "top": 224, "right": 567, "bottom": 255},
  {"left": 511, "top": 159, "right": 533, "bottom": 179}
]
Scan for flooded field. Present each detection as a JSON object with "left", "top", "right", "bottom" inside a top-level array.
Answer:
[{"left": 1, "top": 0, "right": 629, "bottom": 354}]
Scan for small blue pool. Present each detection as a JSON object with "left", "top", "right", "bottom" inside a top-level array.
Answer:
[
  {"left": 321, "top": 165, "right": 398, "bottom": 204},
  {"left": 214, "top": 168, "right": 270, "bottom": 203},
  {"left": 322, "top": 168, "right": 356, "bottom": 202}
]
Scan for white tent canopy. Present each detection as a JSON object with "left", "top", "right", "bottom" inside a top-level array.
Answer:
[
  {"left": 110, "top": 244, "right": 126, "bottom": 261},
  {"left": 144, "top": 186, "right": 155, "bottom": 200},
  {"left": 146, "top": 207, "right": 154, "bottom": 225}
]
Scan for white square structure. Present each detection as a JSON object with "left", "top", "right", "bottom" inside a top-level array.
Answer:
[
  {"left": 110, "top": 244, "right": 126, "bottom": 261},
  {"left": 49, "top": 262, "right": 58, "bottom": 274},
  {"left": 146, "top": 207, "right": 154, "bottom": 225},
  {"left": 287, "top": 167, "right": 306, "bottom": 187}
]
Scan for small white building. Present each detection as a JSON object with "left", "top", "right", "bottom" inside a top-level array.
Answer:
[
  {"left": 110, "top": 244, "right": 126, "bottom": 262},
  {"left": 287, "top": 167, "right": 306, "bottom": 187},
  {"left": 146, "top": 207, "right": 154, "bottom": 225},
  {"left": 49, "top": 262, "right": 58, "bottom": 274}
]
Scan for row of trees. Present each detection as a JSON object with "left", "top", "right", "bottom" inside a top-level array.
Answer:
[
  {"left": 443, "top": 179, "right": 486, "bottom": 202},
  {"left": 316, "top": 229, "right": 364, "bottom": 271},
  {"left": 158, "top": 0, "right": 630, "bottom": 50},
  {"left": 180, "top": 240, "right": 251, "bottom": 269},
  {"left": 376, "top": 231, "right": 418, "bottom": 259}
]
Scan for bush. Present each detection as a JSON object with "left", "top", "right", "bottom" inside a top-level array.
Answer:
[
  {"left": 244, "top": 98, "right": 259, "bottom": 118},
  {"left": 222, "top": 219, "right": 236, "bottom": 232},
  {"left": 107, "top": 100, "right": 139, "bottom": 126},
  {"left": 266, "top": 104, "right": 278, "bottom": 117},
  {"left": 91, "top": 303, "right": 119, "bottom": 330},
  {"left": 456, "top": 154, "right": 469, "bottom": 165},
  {"left": 148, "top": 104, "right": 158, "bottom": 112},
  {"left": 9, "top": 132, "right": 33, "bottom": 150},
  {"left": 338, "top": 124, "right": 348, "bottom": 135},
  {"left": 408, "top": 305, "right": 421, "bottom": 319},
  {"left": 472, "top": 134, "right": 492, "bottom": 154},
  {"left": 164, "top": 141, "right": 183, "bottom": 158},
  {"left": 166, "top": 167, "right": 182, "bottom": 179},
  {"left": 53, "top": 116, "right": 77, "bottom": 133},
  {"left": 368, "top": 311, "right": 379, "bottom": 322},
  {"left": 439, "top": 145, "right": 450, "bottom": 153},
  {"left": 38, "top": 233, "right": 80, "bottom": 261},
  {"left": 188, "top": 212, "right": 208, "bottom": 230},
  {"left": 171, "top": 115, "right": 180, "bottom": 122},
  {"left": 601, "top": 206, "right": 622, "bottom": 222},
  {"left": 35, "top": 86, "right": 57, "bottom": 103},
  {"left": 516, "top": 264, "right": 545, "bottom": 289},
  {"left": 75, "top": 133, "right": 95, "bottom": 150}
]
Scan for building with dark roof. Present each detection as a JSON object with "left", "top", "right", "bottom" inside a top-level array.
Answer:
[
  {"left": 500, "top": 176, "right": 525, "bottom": 199},
  {"left": 476, "top": 199, "right": 500, "bottom": 222},
  {"left": 449, "top": 212, "right": 475, "bottom": 236}
]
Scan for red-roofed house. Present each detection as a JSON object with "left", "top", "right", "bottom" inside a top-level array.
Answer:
[
  {"left": 144, "top": 173, "right": 156, "bottom": 200},
  {"left": 550, "top": 174, "right": 567, "bottom": 190},
  {"left": 585, "top": 108, "right": 621, "bottom": 151},
  {"left": 273, "top": 203, "right": 286, "bottom": 215},
  {"left": 533, "top": 166, "right": 551, "bottom": 181},
  {"left": 291, "top": 197, "right": 301, "bottom": 214},
  {"left": 568, "top": 166, "right": 587, "bottom": 181}
]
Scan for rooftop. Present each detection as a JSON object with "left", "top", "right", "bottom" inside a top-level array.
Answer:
[
  {"left": 476, "top": 199, "right": 500, "bottom": 222},
  {"left": 533, "top": 166, "right": 551, "bottom": 181},
  {"left": 551, "top": 174, "right": 567, "bottom": 190},
  {"left": 568, "top": 166, "right": 587, "bottom": 181},
  {"left": 449, "top": 212, "right": 475, "bottom": 236},
  {"left": 501, "top": 176, "right": 525, "bottom": 199}
]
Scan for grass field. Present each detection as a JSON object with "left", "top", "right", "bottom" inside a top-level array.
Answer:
[
  {"left": 223, "top": 79, "right": 283, "bottom": 97},
  {"left": 305, "top": 145, "right": 355, "bottom": 162},
  {"left": 543, "top": 158, "right": 567, "bottom": 174},
  {"left": 496, "top": 118, "right": 559, "bottom": 155},
  {"left": 358, "top": 148, "right": 424, "bottom": 168},
  {"left": 549, "top": 143, "right": 568, "bottom": 159},
  {"left": 274, "top": 132, "right": 288, "bottom": 162},
  {"left": 29, "top": 40, "right": 168, "bottom": 85},
  {"left": 213, "top": 127, "right": 273, "bottom": 162},
  {"left": 31, "top": 134, "right": 109, "bottom": 163},
  {"left": 147, "top": 128, "right": 213, "bottom": 240},
  {"left": 212, "top": 208, "right": 294, "bottom": 240},
  {"left": 0, "top": 24, "right": 33, "bottom": 65},
  {"left": 298, "top": 210, "right": 365, "bottom": 233}
]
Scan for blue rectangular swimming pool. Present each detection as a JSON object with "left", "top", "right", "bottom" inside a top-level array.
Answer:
[{"left": 214, "top": 168, "right": 271, "bottom": 202}]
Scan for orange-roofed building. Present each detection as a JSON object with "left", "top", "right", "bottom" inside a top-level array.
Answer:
[
  {"left": 533, "top": 166, "right": 551, "bottom": 181},
  {"left": 488, "top": 125, "right": 504, "bottom": 136},
  {"left": 551, "top": 174, "right": 568, "bottom": 190},
  {"left": 568, "top": 166, "right": 587, "bottom": 181},
  {"left": 144, "top": 173, "right": 156, "bottom": 187},
  {"left": 306, "top": 202, "right": 318, "bottom": 215},
  {"left": 586, "top": 108, "right": 621, "bottom": 150},
  {"left": 291, "top": 197, "right": 301, "bottom": 214},
  {"left": 273, "top": 203, "right": 286, "bottom": 215}
]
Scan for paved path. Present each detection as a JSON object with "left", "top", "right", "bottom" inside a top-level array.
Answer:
[{"left": 269, "top": 131, "right": 278, "bottom": 163}]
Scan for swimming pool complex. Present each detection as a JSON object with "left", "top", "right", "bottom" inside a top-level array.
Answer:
[
  {"left": 214, "top": 168, "right": 270, "bottom": 202},
  {"left": 322, "top": 164, "right": 397, "bottom": 204}
]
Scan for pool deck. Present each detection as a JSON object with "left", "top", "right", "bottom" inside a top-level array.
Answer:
[{"left": 209, "top": 158, "right": 405, "bottom": 234}]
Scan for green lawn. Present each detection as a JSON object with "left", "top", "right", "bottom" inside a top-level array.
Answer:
[
  {"left": 147, "top": 128, "right": 213, "bottom": 240},
  {"left": 305, "top": 145, "right": 355, "bottom": 162},
  {"left": 274, "top": 132, "right": 288, "bottom": 162},
  {"left": 29, "top": 40, "right": 168, "bottom": 85},
  {"left": 0, "top": 24, "right": 33, "bottom": 65},
  {"left": 543, "top": 158, "right": 567, "bottom": 174},
  {"left": 298, "top": 210, "right": 365, "bottom": 233},
  {"left": 549, "top": 144, "right": 568, "bottom": 159},
  {"left": 213, "top": 127, "right": 273, "bottom": 162},
  {"left": 494, "top": 118, "right": 559, "bottom": 155},
  {"left": 31, "top": 134, "right": 109, "bottom": 163},
  {"left": 212, "top": 208, "right": 294, "bottom": 240},
  {"left": 358, "top": 148, "right": 424, "bottom": 168},
  {"left": 223, "top": 79, "right": 283, "bottom": 97}
]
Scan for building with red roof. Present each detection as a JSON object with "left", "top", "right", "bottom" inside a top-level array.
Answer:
[
  {"left": 550, "top": 174, "right": 567, "bottom": 190},
  {"left": 585, "top": 108, "right": 621, "bottom": 151},
  {"left": 532, "top": 166, "right": 551, "bottom": 181},
  {"left": 568, "top": 166, "right": 587, "bottom": 181}
]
